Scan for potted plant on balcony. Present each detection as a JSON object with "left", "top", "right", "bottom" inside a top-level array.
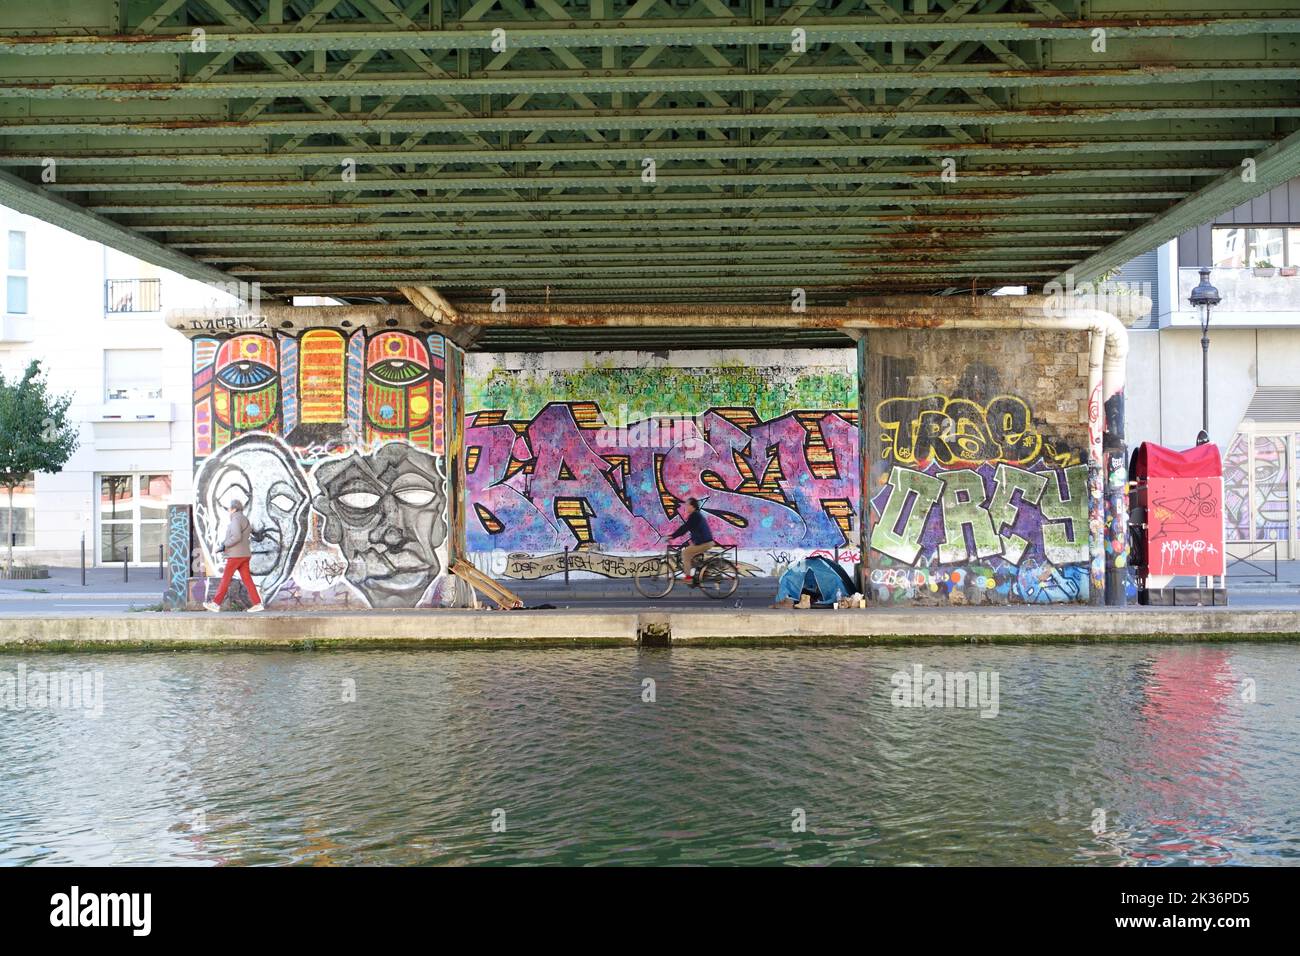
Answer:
[{"left": 1253, "top": 260, "right": 1277, "bottom": 277}]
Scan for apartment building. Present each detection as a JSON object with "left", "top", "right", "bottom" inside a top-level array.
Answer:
[{"left": 0, "top": 204, "right": 238, "bottom": 567}]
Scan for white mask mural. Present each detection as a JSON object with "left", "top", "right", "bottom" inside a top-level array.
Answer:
[{"left": 193, "top": 433, "right": 311, "bottom": 603}]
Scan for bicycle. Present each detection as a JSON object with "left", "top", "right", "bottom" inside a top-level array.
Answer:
[{"left": 633, "top": 543, "right": 740, "bottom": 600}]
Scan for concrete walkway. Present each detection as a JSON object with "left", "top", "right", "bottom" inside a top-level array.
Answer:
[
  {"left": 3, "top": 563, "right": 1298, "bottom": 603},
  {"left": 1, "top": 602, "right": 1298, "bottom": 651},
  {"left": 2, "top": 563, "right": 1299, "bottom": 651}
]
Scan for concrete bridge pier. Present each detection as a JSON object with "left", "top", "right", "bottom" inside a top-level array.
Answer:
[{"left": 168, "top": 294, "right": 1140, "bottom": 612}]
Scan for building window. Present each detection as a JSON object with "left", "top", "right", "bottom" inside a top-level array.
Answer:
[
  {"left": 8, "top": 230, "right": 25, "bottom": 269},
  {"left": 1212, "top": 226, "right": 1299, "bottom": 268},
  {"left": 104, "top": 348, "right": 164, "bottom": 402},
  {"left": 4, "top": 230, "right": 26, "bottom": 314},
  {"left": 0, "top": 473, "right": 36, "bottom": 549},
  {"left": 99, "top": 473, "right": 171, "bottom": 563},
  {"left": 105, "top": 278, "right": 161, "bottom": 313}
]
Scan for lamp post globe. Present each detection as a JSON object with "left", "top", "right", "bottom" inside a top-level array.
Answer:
[{"left": 1188, "top": 267, "right": 1220, "bottom": 446}]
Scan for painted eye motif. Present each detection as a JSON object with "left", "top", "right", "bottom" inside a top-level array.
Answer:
[
  {"left": 270, "top": 492, "right": 296, "bottom": 512},
  {"left": 218, "top": 361, "right": 276, "bottom": 391},
  {"left": 338, "top": 491, "right": 381, "bottom": 510},
  {"left": 394, "top": 488, "right": 436, "bottom": 507},
  {"left": 368, "top": 359, "right": 427, "bottom": 386}
]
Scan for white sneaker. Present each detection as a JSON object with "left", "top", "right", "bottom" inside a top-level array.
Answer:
[
  {"left": 246, "top": 603, "right": 265, "bottom": 613},
  {"left": 203, "top": 602, "right": 221, "bottom": 613}
]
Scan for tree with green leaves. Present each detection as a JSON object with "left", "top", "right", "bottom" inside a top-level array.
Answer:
[{"left": 0, "top": 360, "right": 79, "bottom": 574}]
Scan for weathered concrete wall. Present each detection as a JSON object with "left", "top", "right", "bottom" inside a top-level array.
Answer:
[
  {"left": 187, "top": 328, "right": 466, "bottom": 609},
  {"left": 464, "top": 349, "right": 859, "bottom": 578},
  {"left": 865, "top": 328, "right": 1095, "bottom": 604}
]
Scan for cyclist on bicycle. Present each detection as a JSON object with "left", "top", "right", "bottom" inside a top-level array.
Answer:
[{"left": 668, "top": 497, "right": 715, "bottom": 588}]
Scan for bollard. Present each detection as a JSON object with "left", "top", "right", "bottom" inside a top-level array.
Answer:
[
  {"left": 159, "top": 543, "right": 164, "bottom": 580},
  {"left": 122, "top": 549, "right": 129, "bottom": 583},
  {"left": 80, "top": 532, "right": 86, "bottom": 587},
  {"left": 563, "top": 546, "right": 570, "bottom": 586}
]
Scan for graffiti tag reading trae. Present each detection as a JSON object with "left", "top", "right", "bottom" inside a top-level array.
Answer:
[{"left": 869, "top": 392, "right": 1091, "bottom": 604}]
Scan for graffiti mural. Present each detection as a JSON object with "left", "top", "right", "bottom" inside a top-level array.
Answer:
[
  {"left": 1222, "top": 433, "right": 1250, "bottom": 540},
  {"left": 194, "top": 433, "right": 311, "bottom": 603},
  {"left": 466, "top": 404, "right": 859, "bottom": 577},
  {"left": 868, "top": 391, "right": 1091, "bottom": 604},
  {"left": 462, "top": 351, "right": 861, "bottom": 578},
  {"left": 313, "top": 443, "right": 447, "bottom": 608},
  {"left": 189, "top": 329, "right": 459, "bottom": 610},
  {"left": 194, "top": 328, "right": 447, "bottom": 465},
  {"left": 1253, "top": 435, "right": 1290, "bottom": 540}
]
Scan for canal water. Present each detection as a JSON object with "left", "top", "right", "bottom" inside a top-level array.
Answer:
[{"left": 1, "top": 644, "right": 1297, "bottom": 866}]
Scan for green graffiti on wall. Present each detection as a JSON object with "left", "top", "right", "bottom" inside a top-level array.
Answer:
[{"left": 469, "top": 362, "right": 855, "bottom": 420}]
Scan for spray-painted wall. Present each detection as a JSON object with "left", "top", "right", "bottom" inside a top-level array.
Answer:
[
  {"left": 464, "top": 350, "right": 860, "bottom": 578},
  {"left": 186, "top": 326, "right": 465, "bottom": 609},
  {"left": 865, "top": 329, "right": 1095, "bottom": 604}
]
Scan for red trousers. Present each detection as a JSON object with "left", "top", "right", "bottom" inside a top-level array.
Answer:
[{"left": 213, "top": 556, "right": 261, "bottom": 605}]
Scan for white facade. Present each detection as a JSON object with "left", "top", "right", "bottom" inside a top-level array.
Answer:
[{"left": 0, "top": 204, "right": 238, "bottom": 566}]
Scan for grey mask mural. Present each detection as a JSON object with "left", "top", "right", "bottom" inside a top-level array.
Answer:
[
  {"left": 194, "top": 433, "right": 311, "bottom": 601},
  {"left": 312, "top": 443, "right": 448, "bottom": 608}
]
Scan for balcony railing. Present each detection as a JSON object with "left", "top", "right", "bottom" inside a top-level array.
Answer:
[{"left": 105, "top": 278, "right": 161, "bottom": 314}]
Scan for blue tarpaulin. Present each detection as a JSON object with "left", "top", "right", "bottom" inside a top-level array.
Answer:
[{"left": 775, "top": 557, "right": 857, "bottom": 605}]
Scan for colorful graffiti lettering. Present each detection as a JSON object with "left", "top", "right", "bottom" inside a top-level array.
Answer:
[
  {"left": 466, "top": 403, "right": 860, "bottom": 576},
  {"left": 869, "top": 388, "right": 1091, "bottom": 605},
  {"left": 870, "top": 463, "right": 1090, "bottom": 568},
  {"left": 875, "top": 394, "right": 1073, "bottom": 469}
]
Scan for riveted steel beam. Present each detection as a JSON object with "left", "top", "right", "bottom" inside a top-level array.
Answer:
[
  {"left": 39, "top": 165, "right": 1223, "bottom": 194},
  {"left": 11, "top": 67, "right": 1298, "bottom": 100},
  {"left": 6, "top": 18, "right": 1300, "bottom": 56}
]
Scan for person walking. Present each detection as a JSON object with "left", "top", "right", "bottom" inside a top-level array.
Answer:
[{"left": 203, "top": 499, "right": 264, "bottom": 613}]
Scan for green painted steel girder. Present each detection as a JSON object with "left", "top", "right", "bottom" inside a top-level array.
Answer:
[
  {"left": 1, "top": 1, "right": 1296, "bottom": 307},
  {"left": 12, "top": 67, "right": 1298, "bottom": 99},
  {"left": 0, "top": 139, "right": 1273, "bottom": 170},
  {"left": 1, "top": 109, "right": 1292, "bottom": 139},
  {"left": 236, "top": 259, "right": 1079, "bottom": 279},
  {"left": 45, "top": 165, "right": 1222, "bottom": 193},
  {"left": 6, "top": 18, "right": 1299, "bottom": 56},
  {"left": 173, "top": 229, "right": 1122, "bottom": 249},
  {"left": 187, "top": 236, "right": 1109, "bottom": 255},
  {"left": 129, "top": 211, "right": 1155, "bottom": 236},
  {"left": 261, "top": 270, "right": 1061, "bottom": 290},
  {"left": 92, "top": 190, "right": 1186, "bottom": 216},
  {"left": 44, "top": 166, "right": 1222, "bottom": 194}
]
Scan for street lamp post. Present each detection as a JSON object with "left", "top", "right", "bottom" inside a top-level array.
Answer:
[{"left": 1188, "top": 266, "right": 1221, "bottom": 446}]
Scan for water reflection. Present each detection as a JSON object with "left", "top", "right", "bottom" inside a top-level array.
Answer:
[{"left": 0, "top": 645, "right": 1296, "bottom": 866}]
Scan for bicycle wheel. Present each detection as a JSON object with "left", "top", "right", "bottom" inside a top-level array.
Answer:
[
  {"left": 634, "top": 556, "right": 676, "bottom": 599},
  {"left": 699, "top": 558, "right": 739, "bottom": 600}
]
